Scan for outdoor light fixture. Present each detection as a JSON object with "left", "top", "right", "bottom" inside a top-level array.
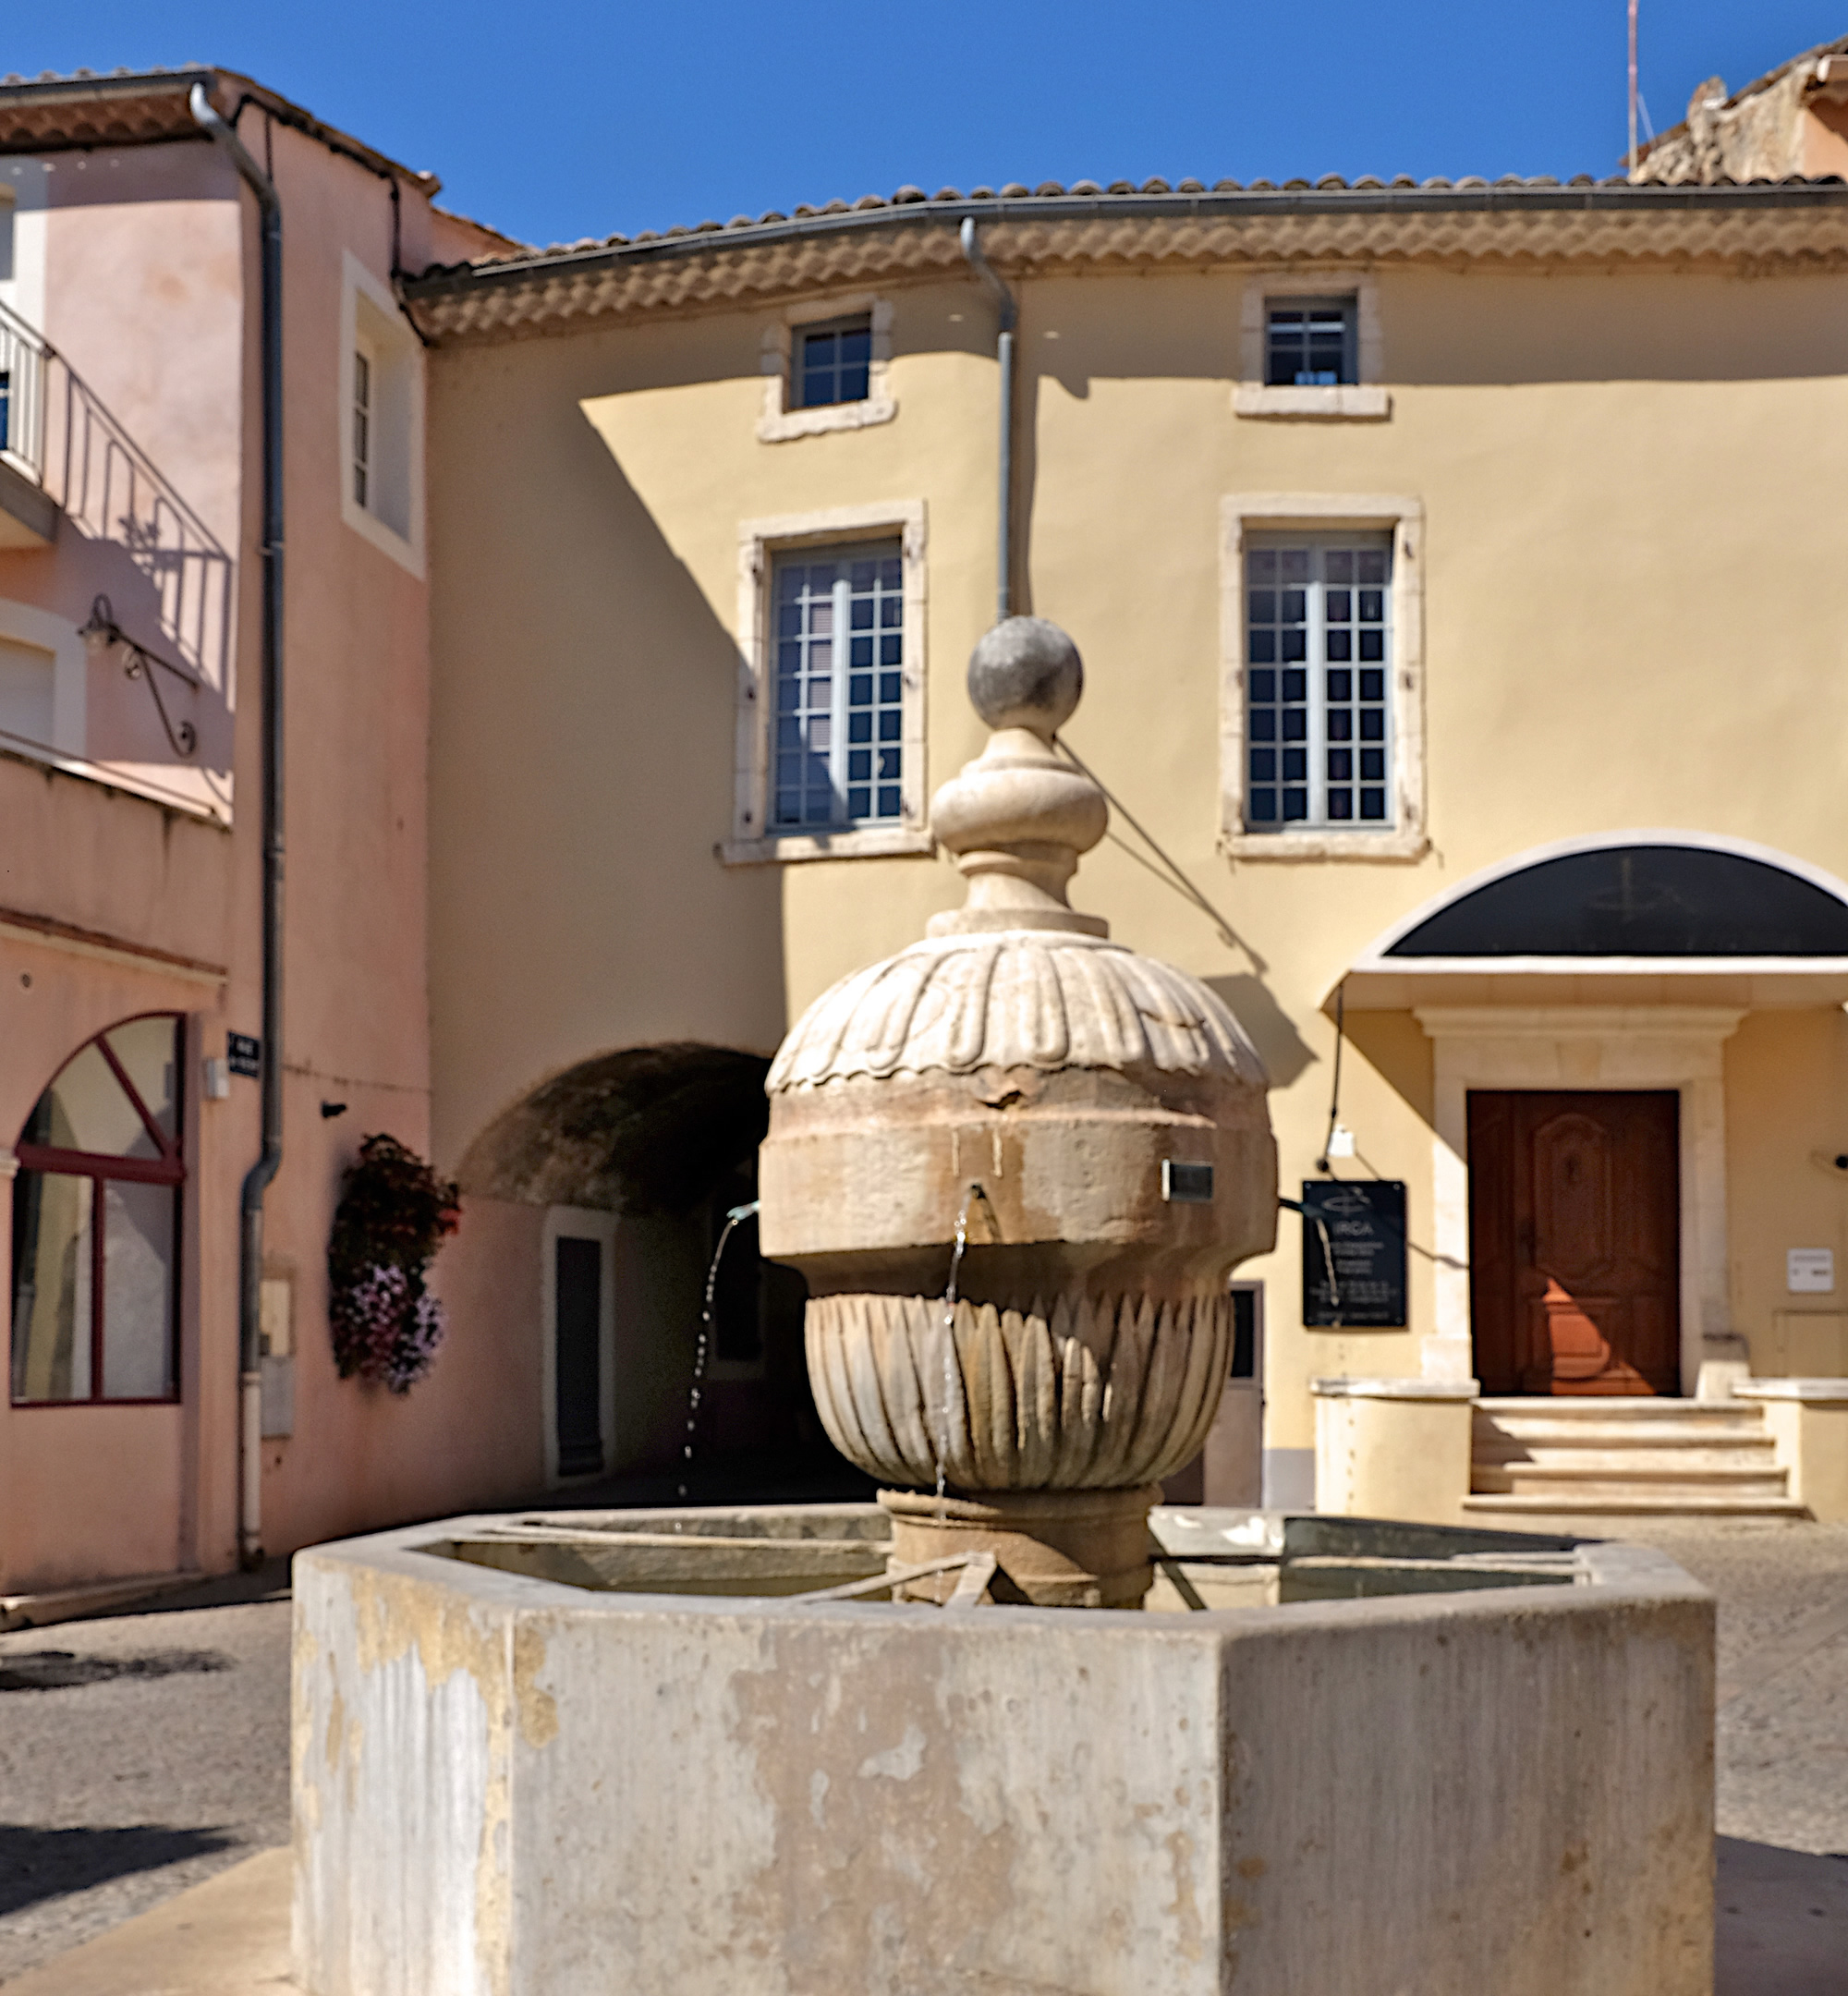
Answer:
[{"left": 78, "top": 593, "right": 200, "bottom": 757}]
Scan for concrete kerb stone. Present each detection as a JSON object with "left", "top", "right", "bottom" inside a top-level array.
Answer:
[{"left": 294, "top": 1509, "right": 1715, "bottom": 1996}]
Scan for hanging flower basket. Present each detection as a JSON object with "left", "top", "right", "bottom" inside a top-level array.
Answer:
[{"left": 327, "top": 1134, "right": 461, "bottom": 1394}]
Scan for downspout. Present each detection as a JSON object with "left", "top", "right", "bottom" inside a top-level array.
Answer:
[
  {"left": 959, "top": 217, "right": 1017, "bottom": 624},
  {"left": 191, "top": 82, "right": 283, "bottom": 1570}
]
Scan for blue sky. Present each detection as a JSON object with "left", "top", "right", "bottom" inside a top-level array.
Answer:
[{"left": 8, "top": 4, "right": 1845, "bottom": 249}]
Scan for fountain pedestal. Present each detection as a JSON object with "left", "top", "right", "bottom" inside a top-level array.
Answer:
[{"left": 760, "top": 619, "right": 1278, "bottom": 1604}]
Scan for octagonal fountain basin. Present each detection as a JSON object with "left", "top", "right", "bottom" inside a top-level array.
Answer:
[{"left": 294, "top": 1504, "right": 1714, "bottom": 1996}]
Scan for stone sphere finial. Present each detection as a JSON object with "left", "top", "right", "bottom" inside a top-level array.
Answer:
[
  {"left": 928, "top": 615, "right": 1107, "bottom": 939},
  {"left": 967, "top": 617, "right": 1083, "bottom": 737}
]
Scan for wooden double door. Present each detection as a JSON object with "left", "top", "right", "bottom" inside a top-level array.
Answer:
[{"left": 1467, "top": 1090, "right": 1681, "bottom": 1395}]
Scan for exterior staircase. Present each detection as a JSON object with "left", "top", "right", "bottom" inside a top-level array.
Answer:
[{"left": 1464, "top": 1397, "right": 1808, "bottom": 1520}]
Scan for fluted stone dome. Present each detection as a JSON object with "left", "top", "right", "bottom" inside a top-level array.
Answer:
[
  {"left": 756, "top": 617, "right": 1279, "bottom": 1582},
  {"left": 767, "top": 930, "right": 1267, "bottom": 1093}
]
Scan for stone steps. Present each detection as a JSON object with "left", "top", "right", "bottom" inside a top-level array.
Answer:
[
  {"left": 1462, "top": 1491, "right": 1811, "bottom": 1520},
  {"left": 1468, "top": 1396, "right": 1804, "bottom": 1517}
]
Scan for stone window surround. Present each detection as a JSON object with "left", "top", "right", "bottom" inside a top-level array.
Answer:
[
  {"left": 756, "top": 295, "right": 897, "bottom": 443},
  {"left": 337, "top": 251, "right": 426, "bottom": 578},
  {"left": 722, "top": 498, "right": 931, "bottom": 866},
  {"left": 1414, "top": 1004, "right": 1744, "bottom": 1399},
  {"left": 1218, "top": 493, "right": 1427, "bottom": 862},
  {"left": 1233, "top": 269, "right": 1390, "bottom": 420}
]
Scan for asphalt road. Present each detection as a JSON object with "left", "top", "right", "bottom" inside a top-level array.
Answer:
[
  {"left": 0, "top": 1565, "right": 291, "bottom": 1983},
  {"left": 0, "top": 1519, "right": 1842, "bottom": 1987}
]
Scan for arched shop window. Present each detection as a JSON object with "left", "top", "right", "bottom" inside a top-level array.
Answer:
[{"left": 10, "top": 1016, "right": 185, "bottom": 1405}]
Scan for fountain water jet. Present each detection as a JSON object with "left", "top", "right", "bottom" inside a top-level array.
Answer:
[
  {"left": 759, "top": 617, "right": 1278, "bottom": 1605},
  {"left": 676, "top": 1198, "right": 760, "bottom": 1500}
]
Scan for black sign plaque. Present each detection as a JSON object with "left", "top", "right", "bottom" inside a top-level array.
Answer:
[
  {"left": 1300, "top": 1179, "right": 1407, "bottom": 1328},
  {"left": 227, "top": 1032, "right": 262, "bottom": 1079}
]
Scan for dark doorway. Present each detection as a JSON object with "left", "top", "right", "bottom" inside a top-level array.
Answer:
[
  {"left": 553, "top": 1234, "right": 604, "bottom": 1477},
  {"left": 1468, "top": 1091, "right": 1681, "bottom": 1395}
]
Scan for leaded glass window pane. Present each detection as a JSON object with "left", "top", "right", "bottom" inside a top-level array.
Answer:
[
  {"left": 772, "top": 542, "right": 905, "bottom": 830},
  {"left": 1245, "top": 535, "right": 1392, "bottom": 832}
]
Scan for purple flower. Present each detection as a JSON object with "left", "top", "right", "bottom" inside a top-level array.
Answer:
[{"left": 330, "top": 1262, "right": 444, "bottom": 1393}]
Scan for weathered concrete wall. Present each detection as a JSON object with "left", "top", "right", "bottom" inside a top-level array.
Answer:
[{"left": 295, "top": 1519, "right": 1712, "bottom": 1996}]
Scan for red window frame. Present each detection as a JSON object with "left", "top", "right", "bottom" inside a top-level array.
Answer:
[{"left": 11, "top": 1014, "right": 186, "bottom": 1406}]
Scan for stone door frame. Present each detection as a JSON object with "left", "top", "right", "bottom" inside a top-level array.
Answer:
[{"left": 1415, "top": 1006, "right": 1744, "bottom": 1397}]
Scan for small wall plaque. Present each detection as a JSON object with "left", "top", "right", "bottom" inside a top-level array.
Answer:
[
  {"left": 1161, "top": 1160, "right": 1215, "bottom": 1204},
  {"left": 1786, "top": 1248, "right": 1835, "bottom": 1294},
  {"left": 227, "top": 1032, "right": 262, "bottom": 1078}
]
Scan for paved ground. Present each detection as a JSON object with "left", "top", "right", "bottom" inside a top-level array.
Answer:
[
  {"left": 1623, "top": 1518, "right": 1848, "bottom": 1996},
  {"left": 0, "top": 1564, "right": 291, "bottom": 1984},
  {"left": 0, "top": 1517, "right": 1842, "bottom": 1988}
]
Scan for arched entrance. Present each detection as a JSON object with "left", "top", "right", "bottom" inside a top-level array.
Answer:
[
  {"left": 1340, "top": 834, "right": 1848, "bottom": 1395},
  {"left": 456, "top": 1043, "right": 844, "bottom": 1491}
]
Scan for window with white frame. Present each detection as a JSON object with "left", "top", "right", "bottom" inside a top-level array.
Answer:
[
  {"left": 757, "top": 299, "right": 896, "bottom": 443},
  {"left": 1266, "top": 298, "right": 1356, "bottom": 386},
  {"left": 795, "top": 316, "right": 872, "bottom": 409},
  {"left": 1244, "top": 535, "right": 1392, "bottom": 831},
  {"left": 772, "top": 542, "right": 906, "bottom": 830},
  {"left": 338, "top": 253, "right": 424, "bottom": 575},
  {"left": 351, "top": 341, "right": 373, "bottom": 510}
]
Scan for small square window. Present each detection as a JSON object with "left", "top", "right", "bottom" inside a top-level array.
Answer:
[
  {"left": 796, "top": 317, "right": 873, "bottom": 409},
  {"left": 1266, "top": 299, "right": 1356, "bottom": 387}
]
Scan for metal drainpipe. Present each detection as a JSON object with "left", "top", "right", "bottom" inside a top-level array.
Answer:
[
  {"left": 191, "top": 83, "right": 283, "bottom": 1571},
  {"left": 959, "top": 218, "right": 1018, "bottom": 624}
]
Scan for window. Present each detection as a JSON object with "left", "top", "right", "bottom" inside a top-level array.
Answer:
[
  {"left": 1245, "top": 536, "right": 1392, "bottom": 830},
  {"left": 1266, "top": 299, "right": 1356, "bottom": 386},
  {"left": 352, "top": 345, "right": 372, "bottom": 509},
  {"left": 1233, "top": 276, "right": 1388, "bottom": 421},
  {"left": 796, "top": 316, "right": 871, "bottom": 409},
  {"left": 771, "top": 542, "right": 906, "bottom": 830},
  {"left": 11, "top": 1016, "right": 185, "bottom": 1406},
  {"left": 756, "top": 299, "right": 896, "bottom": 443},
  {"left": 728, "top": 502, "right": 928, "bottom": 861},
  {"left": 338, "top": 253, "right": 425, "bottom": 575}
]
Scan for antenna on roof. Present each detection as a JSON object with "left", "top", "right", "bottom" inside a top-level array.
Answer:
[{"left": 1627, "top": 0, "right": 1640, "bottom": 176}]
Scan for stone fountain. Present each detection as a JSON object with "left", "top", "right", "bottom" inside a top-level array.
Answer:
[
  {"left": 760, "top": 616, "right": 1276, "bottom": 1605},
  {"left": 291, "top": 620, "right": 1715, "bottom": 1996}
]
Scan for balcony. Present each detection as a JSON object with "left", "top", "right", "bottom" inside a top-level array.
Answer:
[{"left": 0, "top": 299, "right": 56, "bottom": 548}]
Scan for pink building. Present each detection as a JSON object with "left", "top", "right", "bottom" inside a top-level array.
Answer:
[{"left": 0, "top": 69, "right": 518, "bottom": 1604}]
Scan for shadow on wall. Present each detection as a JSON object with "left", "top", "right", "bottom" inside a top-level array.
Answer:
[
  {"left": 458, "top": 1044, "right": 833, "bottom": 1480},
  {"left": 43, "top": 351, "right": 235, "bottom": 782},
  {"left": 1205, "top": 975, "right": 1315, "bottom": 1090}
]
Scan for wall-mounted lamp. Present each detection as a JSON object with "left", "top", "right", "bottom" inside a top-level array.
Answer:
[{"left": 78, "top": 593, "right": 200, "bottom": 758}]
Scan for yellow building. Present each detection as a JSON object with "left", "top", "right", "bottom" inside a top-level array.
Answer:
[{"left": 404, "top": 41, "right": 1848, "bottom": 1521}]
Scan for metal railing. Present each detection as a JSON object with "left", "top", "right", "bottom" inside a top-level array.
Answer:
[{"left": 0, "top": 297, "right": 48, "bottom": 480}]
